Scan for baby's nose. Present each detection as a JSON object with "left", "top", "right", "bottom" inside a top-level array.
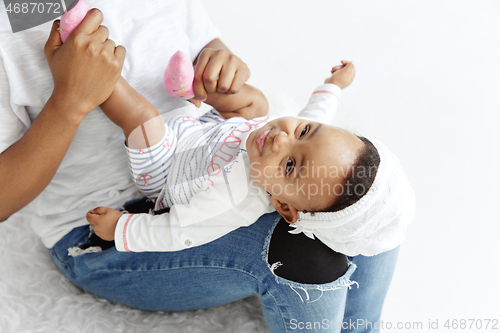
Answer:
[{"left": 271, "top": 131, "right": 292, "bottom": 152}]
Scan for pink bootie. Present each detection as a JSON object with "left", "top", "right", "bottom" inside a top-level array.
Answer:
[
  {"left": 164, "top": 50, "right": 195, "bottom": 99},
  {"left": 59, "top": 0, "right": 91, "bottom": 43}
]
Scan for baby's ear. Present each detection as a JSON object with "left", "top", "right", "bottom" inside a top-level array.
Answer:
[{"left": 270, "top": 197, "right": 299, "bottom": 224}]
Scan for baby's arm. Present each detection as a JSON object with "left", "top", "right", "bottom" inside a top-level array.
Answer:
[
  {"left": 297, "top": 61, "right": 355, "bottom": 123},
  {"left": 101, "top": 78, "right": 267, "bottom": 150},
  {"left": 203, "top": 84, "right": 268, "bottom": 120},
  {"left": 325, "top": 60, "right": 355, "bottom": 88},
  {"left": 87, "top": 159, "right": 273, "bottom": 250},
  {"left": 102, "top": 77, "right": 268, "bottom": 146}
]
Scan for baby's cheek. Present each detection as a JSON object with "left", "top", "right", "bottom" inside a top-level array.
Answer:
[
  {"left": 249, "top": 167, "right": 274, "bottom": 194},
  {"left": 249, "top": 167, "right": 263, "bottom": 186}
]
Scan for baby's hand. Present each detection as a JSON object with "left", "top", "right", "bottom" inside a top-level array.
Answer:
[
  {"left": 86, "top": 206, "right": 123, "bottom": 241},
  {"left": 325, "top": 61, "right": 355, "bottom": 89}
]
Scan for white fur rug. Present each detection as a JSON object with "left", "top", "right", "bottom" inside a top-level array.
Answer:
[{"left": 0, "top": 208, "right": 269, "bottom": 333}]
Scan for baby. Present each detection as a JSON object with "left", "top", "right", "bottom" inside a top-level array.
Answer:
[{"left": 85, "top": 53, "right": 414, "bottom": 256}]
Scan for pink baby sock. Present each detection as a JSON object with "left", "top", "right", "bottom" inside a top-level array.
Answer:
[
  {"left": 58, "top": 0, "right": 91, "bottom": 43},
  {"left": 164, "top": 50, "right": 195, "bottom": 99}
]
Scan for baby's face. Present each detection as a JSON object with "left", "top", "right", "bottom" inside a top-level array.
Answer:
[{"left": 246, "top": 117, "right": 365, "bottom": 213}]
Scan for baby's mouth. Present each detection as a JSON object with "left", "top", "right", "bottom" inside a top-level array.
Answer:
[{"left": 256, "top": 129, "right": 272, "bottom": 154}]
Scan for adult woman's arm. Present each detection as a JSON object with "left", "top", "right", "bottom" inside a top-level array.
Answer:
[{"left": 0, "top": 10, "right": 125, "bottom": 222}]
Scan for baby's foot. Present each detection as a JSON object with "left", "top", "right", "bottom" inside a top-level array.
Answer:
[
  {"left": 164, "top": 50, "right": 195, "bottom": 99},
  {"left": 59, "top": 0, "right": 91, "bottom": 43}
]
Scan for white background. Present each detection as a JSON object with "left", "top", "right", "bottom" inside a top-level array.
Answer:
[
  {"left": 1, "top": 1, "right": 499, "bottom": 332},
  {"left": 202, "top": 0, "right": 500, "bottom": 330}
]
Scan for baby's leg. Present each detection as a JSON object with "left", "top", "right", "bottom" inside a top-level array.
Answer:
[
  {"left": 57, "top": 2, "right": 163, "bottom": 148},
  {"left": 100, "top": 77, "right": 165, "bottom": 149}
]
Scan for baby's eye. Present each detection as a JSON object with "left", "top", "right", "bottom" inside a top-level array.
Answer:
[
  {"left": 300, "top": 125, "right": 310, "bottom": 137},
  {"left": 286, "top": 158, "right": 294, "bottom": 175}
]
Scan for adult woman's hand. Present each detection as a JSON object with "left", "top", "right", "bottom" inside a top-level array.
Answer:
[
  {"left": 192, "top": 39, "right": 250, "bottom": 104},
  {"left": 44, "top": 9, "right": 126, "bottom": 122}
]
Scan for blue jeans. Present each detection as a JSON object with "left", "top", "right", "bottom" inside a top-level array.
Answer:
[{"left": 49, "top": 212, "right": 399, "bottom": 332}]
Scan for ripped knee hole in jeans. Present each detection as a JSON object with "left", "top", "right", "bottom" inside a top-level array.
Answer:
[{"left": 263, "top": 218, "right": 358, "bottom": 302}]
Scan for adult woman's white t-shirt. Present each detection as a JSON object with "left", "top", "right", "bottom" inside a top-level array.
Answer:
[{"left": 0, "top": 0, "right": 220, "bottom": 248}]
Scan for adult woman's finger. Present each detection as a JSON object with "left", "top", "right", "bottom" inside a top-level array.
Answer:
[
  {"left": 227, "top": 61, "right": 249, "bottom": 94},
  {"left": 102, "top": 38, "right": 116, "bottom": 53},
  {"left": 214, "top": 61, "right": 236, "bottom": 93},
  {"left": 114, "top": 45, "right": 126, "bottom": 65},
  {"left": 193, "top": 50, "right": 211, "bottom": 101},
  {"left": 72, "top": 8, "right": 103, "bottom": 36},
  {"left": 227, "top": 71, "right": 245, "bottom": 94},
  {"left": 201, "top": 54, "right": 224, "bottom": 94},
  {"left": 193, "top": 47, "right": 250, "bottom": 98},
  {"left": 93, "top": 25, "right": 109, "bottom": 43},
  {"left": 44, "top": 20, "right": 63, "bottom": 60}
]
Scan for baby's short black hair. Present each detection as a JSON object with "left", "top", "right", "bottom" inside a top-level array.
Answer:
[{"left": 324, "top": 137, "right": 381, "bottom": 213}]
